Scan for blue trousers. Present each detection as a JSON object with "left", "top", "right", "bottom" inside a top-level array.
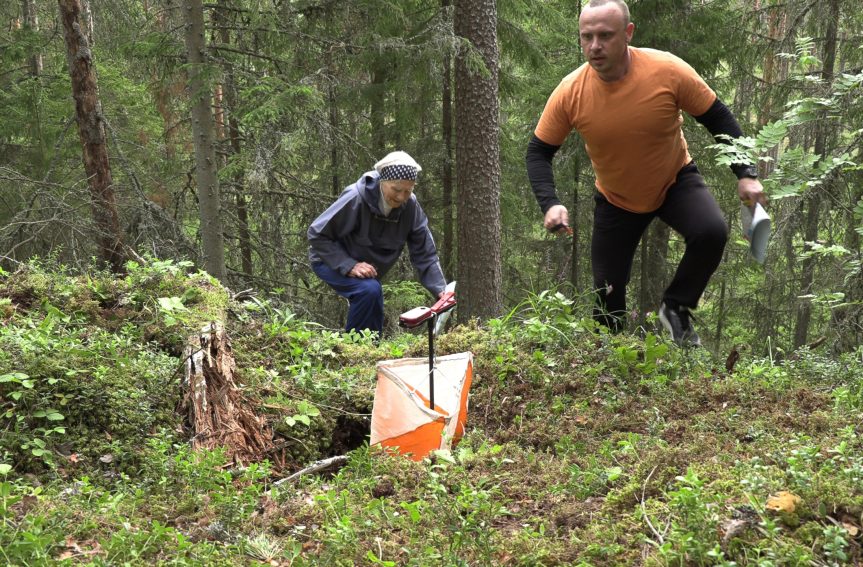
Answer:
[{"left": 312, "top": 262, "right": 384, "bottom": 333}]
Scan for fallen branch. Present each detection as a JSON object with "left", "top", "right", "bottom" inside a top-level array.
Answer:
[
  {"left": 270, "top": 455, "right": 349, "bottom": 489},
  {"left": 640, "top": 465, "right": 667, "bottom": 545}
]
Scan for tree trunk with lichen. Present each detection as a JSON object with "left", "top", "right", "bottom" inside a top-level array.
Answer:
[
  {"left": 183, "top": 0, "right": 227, "bottom": 282},
  {"left": 454, "top": 0, "right": 503, "bottom": 320},
  {"left": 58, "top": 0, "right": 126, "bottom": 273}
]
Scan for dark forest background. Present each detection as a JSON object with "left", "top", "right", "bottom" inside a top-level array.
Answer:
[{"left": 2, "top": 0, "right": 861, "bottom": 354}]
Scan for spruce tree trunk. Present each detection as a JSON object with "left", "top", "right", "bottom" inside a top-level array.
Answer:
[
  {"left": 638, "top": 236, "right": 649, "bottom": 324},
  {"left": 22, "top": 0, "right": 42, "bottom": 76},
  {"left": 639, "top": 223, "right": 669, "bottom": 321},
  {"left": 441, "top": 0, "right": 454, "bottom": 279},
  {"left": 837, "top": 179, "right": 863, "bottom": 350},
  {"left": 793, "top": 0, "right": 839, "bottom": 348},
  {"left": 454, "top": 0, "right": 502, "bottom": 320},
  {"left": 714, "top": 277, "right": 727, "bottom": 346},
  {"left": 370, "top": 65, "right": 387, "bottom": 157},
  {"left": 655, "top": 225, "right": 670, "bottom": 299},
  {"left": 570, "top": 153, "right": 580, "bottom": 291},
  {"left": 328, "top": 78, "right": 340, "bottom": 197},
  {"left": 22, "top": 0, "right": 45, "bottom": 171},
  {"left": 569, "top": 0, "right": 583, "bottom": 293},
  {"left": 151, "top": 5, "right": 181, "bottom": 164},
  {"left": 227, "top": 92, "right": 253, "bottom": 281},
  {"left": 58, "top": 0, "right": 126, "bottom": 273},
  {"left": 216, "top": 3, "right": 253, "bottom": 280},
  {"left": 183, "top": 0, "right": 226, "bottom": 282}
]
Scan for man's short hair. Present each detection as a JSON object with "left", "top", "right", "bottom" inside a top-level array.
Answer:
[{"left": 586, "top": 0, "right": 630, "bottom": 25}]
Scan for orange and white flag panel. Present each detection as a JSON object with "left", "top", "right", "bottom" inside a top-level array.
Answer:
[{"left": 371, "top": 352, "right": 473, "bottom": 461}]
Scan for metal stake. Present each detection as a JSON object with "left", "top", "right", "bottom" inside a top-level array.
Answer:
[{"left": 428, "top": 314, "right": 435, "bottom": 410}]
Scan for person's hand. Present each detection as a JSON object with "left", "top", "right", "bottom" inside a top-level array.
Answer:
[
  {"left": 738, "top": 178, "right": 767, "bottom": 207},
  {"left": 438, "top": 290, "right": 446, "bottom": 299},
  {"left": 349, "top": 262, "right": 378, "bottom": 278},
  {"left": 544, "top": 204, "right": 570, "bottom": 232}
]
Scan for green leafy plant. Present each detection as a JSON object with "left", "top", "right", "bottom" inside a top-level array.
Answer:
[
  {"left": 0, "top": 371, "right": 66, "bottom": 467},
  {"left": 820, "top": 524, "right": 850, "bottom": 566},
  {"left": 495, "top": 288, "right": 592, "bottom": 348},
  {"left": 710, "top": 38, "right": 861, "bottom": 210},
  {"left": 156, "top": 296, "right": 188, "bottom": 326},
  {"left": 283, "top": 400, "right": 321, "bottom": 427}
]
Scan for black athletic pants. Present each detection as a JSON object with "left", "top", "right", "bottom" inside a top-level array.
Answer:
[{"left": 591, "top": 162, "right": 728, "bottom": 331}]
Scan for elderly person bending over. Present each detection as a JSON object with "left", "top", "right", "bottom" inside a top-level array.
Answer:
[{"left": 308, "top": 151, "right": 446, "bottom": 335}]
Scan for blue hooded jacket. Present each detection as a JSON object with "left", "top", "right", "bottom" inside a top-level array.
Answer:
[{"left": 308, "top": 171, "right": 446, "bottom": 296}]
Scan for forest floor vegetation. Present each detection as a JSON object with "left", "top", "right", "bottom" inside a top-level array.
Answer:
[{"left": 1, "top": 258, "right": 862, "bottom": 565}]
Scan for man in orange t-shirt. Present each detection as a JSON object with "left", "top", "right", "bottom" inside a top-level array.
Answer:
[{"left": 526, "top": 0, "right": 766, "bottom": 346}]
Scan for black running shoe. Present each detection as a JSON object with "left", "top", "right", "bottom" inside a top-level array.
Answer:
[{"left": 659, "top": 302, "right": 702, "bottom": 347}]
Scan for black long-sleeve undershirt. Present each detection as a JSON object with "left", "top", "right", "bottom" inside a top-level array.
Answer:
[
  {"left": 692, "top": 97, "right": 756, "bottom": 180},
  {"left": 525, "top": 97, "right": 755, "bottom": 215},
  {"left": 525, "top": 135, "right": 563, "bottom": 214}
]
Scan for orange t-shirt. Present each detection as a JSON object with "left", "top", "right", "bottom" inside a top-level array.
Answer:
[{"left": 535, "top": 47, "right": 716, "bottom": 213}]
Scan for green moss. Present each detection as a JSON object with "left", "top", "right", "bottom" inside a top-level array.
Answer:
[{"left": 1, "top": 259, "right": 863, "bottom": 565}]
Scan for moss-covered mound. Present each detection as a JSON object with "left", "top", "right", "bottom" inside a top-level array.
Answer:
[{"left": 2, "top": 264, "right": 863, "bottom": 566}]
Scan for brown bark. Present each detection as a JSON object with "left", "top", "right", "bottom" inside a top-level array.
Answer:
[
  {"left": 58, "top": 0, "right": 126, "bottom": 273},
  {"left": 758, "top": 5, "right": 787, "bottom": 181},
  {"left": 759, "top": 6, "right": 783, "bottom": 126},
  {"left": 441, "top": 0, "right": 454, "bottom": 279},
  {"left": 181, "top": 323, "right": 273, "bottom": 466},
  {"left": 150, "top": 5, "right": 184, "bottom": 164},
  {"left": 454, "top": 0, "right": 502, "bottom": 320},
  {"left": 153, "top": 81, "right": 185, "bottom": 162},
  {"left": 144, "top": 2, "right": 181, "bottom": 212}
]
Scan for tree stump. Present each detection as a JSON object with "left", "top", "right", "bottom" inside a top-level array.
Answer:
[{"left": 181, "top": 322, "right": 272, "bottom": 466}]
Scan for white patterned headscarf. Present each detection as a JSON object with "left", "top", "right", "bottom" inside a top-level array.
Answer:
[{"left": 374, "top": 151, "right": 422, "bottom": 181}]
